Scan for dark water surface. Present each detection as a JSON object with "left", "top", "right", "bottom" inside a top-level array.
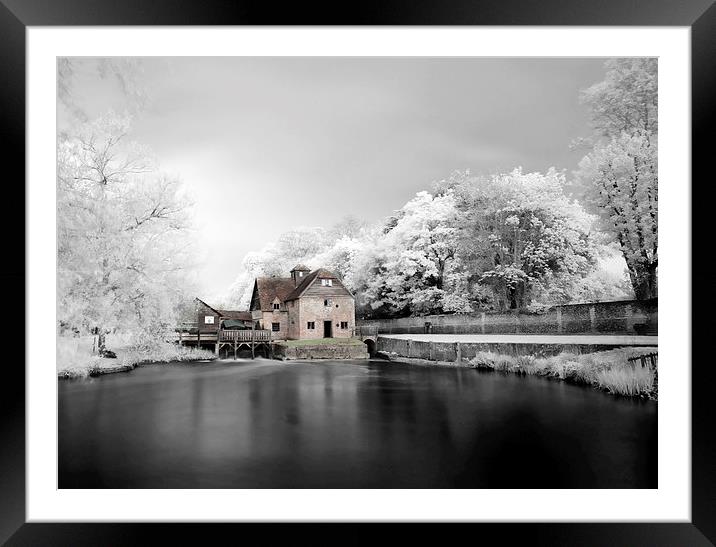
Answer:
[{"left": 59, "top": 359, "right": 657, "bottom": 488}]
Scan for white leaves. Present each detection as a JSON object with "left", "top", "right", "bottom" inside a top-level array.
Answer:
[
  {"left": 581, "top": 58, "right": 657, "bottom": 138},
  {"left": 575, "top": 59, "right": 658, "bottom": 298},
  {"left": 57, "top": 113, "right": 196, "bottom": 336}
]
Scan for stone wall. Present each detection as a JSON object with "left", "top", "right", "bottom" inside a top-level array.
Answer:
[
  {"left": 376, "top": 336, "right": 656, "bottom": 360},
  {"left": 274, "top": 343, "right": 369, "bottom": 360},
  {"left": 359, "top": 299, "right": 657, "bottom": 336}
]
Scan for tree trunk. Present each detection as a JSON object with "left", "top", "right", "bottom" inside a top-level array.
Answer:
[
  {"left": 507, "top": 286, "right": 518, "bottom": 310},
  {"left": 97, "top": 331, "right": 107, "bottom": 354},
  {"left": 628, "top": 261, "right": 658, "bottom": 300}
]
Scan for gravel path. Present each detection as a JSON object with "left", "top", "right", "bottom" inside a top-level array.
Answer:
[{"left": 379, "top": 333, "right": 657, "bottom": 346}]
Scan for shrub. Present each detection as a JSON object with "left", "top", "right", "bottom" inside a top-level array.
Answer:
[
  {"left": 467, "top": 347, "right": 657, "bottom": 400},
  {"left": 469, "top": 352, "right": 498, "bottom": 370},
  {"left": 595, "top": 365, "right": 655, "bottom": 397},
  {"left": 58, "top": 334, "right": 216, "bottom": 377}
]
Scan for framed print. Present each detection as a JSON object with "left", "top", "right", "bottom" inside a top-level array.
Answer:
[{"left": 3, "top": 0, "right": 712, "bottom": 544}]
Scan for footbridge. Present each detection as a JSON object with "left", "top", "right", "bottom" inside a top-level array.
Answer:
[
  {"left": 355, "top": 326, "right": 379, "bottom": 355},
  {"left": 176, "top": 328, "right": 274, "bottom": 359}
]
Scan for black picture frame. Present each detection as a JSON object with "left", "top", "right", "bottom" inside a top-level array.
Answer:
[{"left": 2, "top": 1, "right": 711, "bottom": 544}]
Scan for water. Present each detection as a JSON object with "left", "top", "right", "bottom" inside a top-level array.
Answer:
[{"left": 59, "top": 359, "right": 657, "bottom": 488}]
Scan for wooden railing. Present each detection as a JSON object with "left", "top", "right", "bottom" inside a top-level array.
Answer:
[
  {"left": 627, "top": 352, "right": 658, "bottom": 369},
  {"left": 219, "top": 329, "right": 272, "bottom": 343}
]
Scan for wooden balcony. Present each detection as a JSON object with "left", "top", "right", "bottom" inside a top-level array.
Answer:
[
  {"left": 174, "top": 329, "right": 273, "bottom": 344},
  {"left": 219, "top": 329, "right": 272, "bottom": 342}
]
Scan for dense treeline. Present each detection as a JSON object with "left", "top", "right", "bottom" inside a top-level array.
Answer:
[{"left": 223, "top": 168, "right": 631, "bottom": 317}]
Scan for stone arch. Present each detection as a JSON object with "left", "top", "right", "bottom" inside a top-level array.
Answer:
[{"left": 364, "top": 338, "right": 376, "bottom": 356}]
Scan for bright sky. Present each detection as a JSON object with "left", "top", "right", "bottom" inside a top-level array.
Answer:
[{"left": 61, "top": 57, "right": 612, "bottom": 297}]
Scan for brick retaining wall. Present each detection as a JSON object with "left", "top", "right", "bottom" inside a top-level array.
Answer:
[
  {"left": 274, "top": 343, "right": 369, "bottom": 360},
  {"left": 359, "top": 299, "right": 657, "bottom": 336}
]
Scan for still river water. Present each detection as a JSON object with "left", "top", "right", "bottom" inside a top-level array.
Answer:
[{"left": 59, "top": 359, "right": 657, "bottom": 488}]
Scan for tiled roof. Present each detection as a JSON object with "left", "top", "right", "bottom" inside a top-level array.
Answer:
[
  {"left": 253, "top": 277, "right": 296, "bottom": 310},
  {"left": 290, "top": 264, "right": 311, "bottom": 272},
  {"left": 217, "top": 310, "right": 252, "bottom": 321},
  {"left": 285, "top": 268, "right": 341, "bottom": 301}
]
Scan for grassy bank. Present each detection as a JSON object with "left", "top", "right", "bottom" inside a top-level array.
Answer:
[
  {"left": 468, "top": 347, "right": 657, "bottom": 400},
  {"left": 58, "top": 334, "right": 216, "bottom": 378}
]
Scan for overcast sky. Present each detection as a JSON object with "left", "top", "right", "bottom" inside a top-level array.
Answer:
[{"left": 62, "top": 57, "right": 610, "bottom": 297}]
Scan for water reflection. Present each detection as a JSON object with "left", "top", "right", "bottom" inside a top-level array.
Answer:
[{"left": 59, "top": 359, "right": 657, "bottom": 488}]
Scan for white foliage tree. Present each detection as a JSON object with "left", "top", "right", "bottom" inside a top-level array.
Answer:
[
  {"left": 57, "top": 111, "right": 197, "bottom": 352},
  {"left": 360, "top": 191, "right": 469, "bottom": 316},
  {"left": 576, "top": 58, "right": 658, "bottom": 299}
]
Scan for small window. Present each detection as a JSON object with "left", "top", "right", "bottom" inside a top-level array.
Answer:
[
  {"left": 272, "top": 322, "right": 280, "bottom": 332},
  {"left": 273, "top": 303, "right": 280, "bottom": 310},
  {"left": 324, "top": 299, "right": 332, "bottom": 307},
  {"left": 307, "top": 321, "right": 315, "bottom": 330},
  {"left": 341, "top": 322, "right": 348, "bottom": 329},
  {"left": 321, "top": 279, "right": 333, "bottom": 287},
  {"left": 204, "top": 316, "right": 215, "bottom": 324}
]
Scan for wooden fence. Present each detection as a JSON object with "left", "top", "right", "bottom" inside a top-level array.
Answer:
[{"left": 628, "top": 352, "right": 658, "bottom": 369}]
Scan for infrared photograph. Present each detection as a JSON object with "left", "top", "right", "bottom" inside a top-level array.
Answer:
[{"left": 56, "top": 56, "right": 658, "bottom": 489}]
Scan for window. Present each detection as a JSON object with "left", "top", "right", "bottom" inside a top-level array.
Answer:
[
  {"left": 324, "top": 299, "right": 332, "bottom": 307},
  {"left": 321, "top": 278, "right": 333, "bottom": 287},
  {"left": 204, "top": 316, "right": 215, "bottom": 324},
  {"left": 341, "top": 322, "right": 348, "bottom": 329},
  {"left": 272, "top": 322, "right": 280, "bottom": 332},
  {"left": 307, "top": 321, "right": 315, "bottom": 330},
  {"left": 273, "top": 303, "right": 280, "bottom": 310}
]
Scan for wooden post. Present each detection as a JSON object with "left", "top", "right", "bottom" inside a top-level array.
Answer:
[
  {"left": 625, "top": 303, "right": 635, "bottom": 333},
  {"left": 428, "top": 342, "right": 434, "bottom": 361},
  {"left": 455, "top": 342, "right": 462, "bottom": 364},
  {"left": 480, "top": 312, "right": 486, "bottom": 334},
  {"left": 234, "top": 341, "right": 237, "bottom": 360},
  {"left": 556, "top": 307, "right": 563, "bottom": 334},
  {"left": 589, "top": 305, "right": 596, "bottom": 333}
]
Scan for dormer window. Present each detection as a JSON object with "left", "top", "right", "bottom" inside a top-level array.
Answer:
[
  {"left": 273, "top": 303, "right": 280, "bottom": 310},
  {"left": 321, "top": 279, "right": 333, "bottom": 287}
]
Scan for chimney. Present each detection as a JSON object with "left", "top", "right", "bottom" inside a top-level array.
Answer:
[{"left": 290, "top": 264, "right": 310, "bottom": 286}]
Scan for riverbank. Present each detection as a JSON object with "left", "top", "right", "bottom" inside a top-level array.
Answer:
[
  {"left": 57, "top": 335, "right": 216, "bottom": 378},
  {"left": 380, "top": 347, "right": 658, "bottom": 400}
]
